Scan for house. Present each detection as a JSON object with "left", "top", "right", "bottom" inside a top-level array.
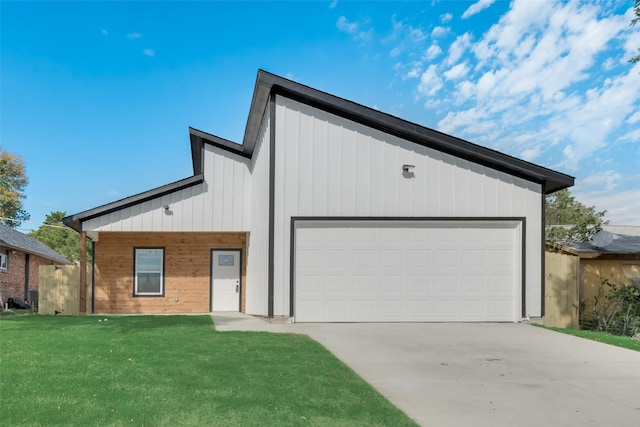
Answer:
[
  {"left": 545, "top": 226, "right": 640, "bottom": 328},
  {"left": 0, "top": 224, "right": 72, "bottom": 307},
  {"left": 63, "top": 70, "right": 574, "bottom": 322}
]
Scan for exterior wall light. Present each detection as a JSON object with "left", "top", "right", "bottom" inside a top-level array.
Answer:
[{"left": 402, "top": 164, "right": 415, "bottom": 173}]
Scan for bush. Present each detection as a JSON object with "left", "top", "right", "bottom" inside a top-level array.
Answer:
[{"left": 585, "top": 278, "right": 640, "bottom": 337}]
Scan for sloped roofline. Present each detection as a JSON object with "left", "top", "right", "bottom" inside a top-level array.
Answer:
[
  {"left": 64, "top": 69, "right": 574, "bottom": 231},
  {"left": 0, "top": 225, "right": 72, "bottom": 264},
  {"left": 194, "top": 69, "right": 573, "bottom": 192}
]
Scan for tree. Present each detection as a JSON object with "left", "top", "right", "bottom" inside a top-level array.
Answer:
[
  {"left": 631, "top": 0, "right": 640, "bottom": 64},
  {"left": 545, "top": 189, "right": 608, "bottom": 245},
  {"left": 0, "top": 147, "right": 29, "bottom": 227},
  {"left": 29, "top": 211, "right": 88, "bottom": 263}
]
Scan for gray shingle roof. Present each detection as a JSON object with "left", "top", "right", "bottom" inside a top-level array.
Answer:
[{"left": 0, "top": 225, "right": 72, "bottom": 264}]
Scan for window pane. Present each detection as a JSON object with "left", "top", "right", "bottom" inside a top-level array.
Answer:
[
  {"left": 0, "top": 254, "right": 6, "bottom": 269},
  {"left": 137, "top": 250, "right": 162, "bottom": 272},
  {"left": 219, "top": 255, "right": 234, "bottom": 266},
  {"left": 137, "top": 273, "right": 161, "bottom": 293},
  {"left": 135, "top": 248, "right": 163, "bottom": 295}
]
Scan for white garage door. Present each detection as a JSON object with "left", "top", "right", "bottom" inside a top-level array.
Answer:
[{"left": 294, "top": 220, "right": 521, "bottom": 322}]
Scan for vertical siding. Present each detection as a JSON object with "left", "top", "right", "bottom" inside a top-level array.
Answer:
[
  {"left": 245, "top": 106, "right": 271, "bottom": 316},
  {"left": 273, "top": 95, "right": 543, "bottom": 317},
  {"left": 83, "top": 146, "right": 251, "bottom": 232}
]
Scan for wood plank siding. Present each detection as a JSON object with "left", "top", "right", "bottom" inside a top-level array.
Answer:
[{"left": 94, "top": 232, "right": 247, "bottom": 314}]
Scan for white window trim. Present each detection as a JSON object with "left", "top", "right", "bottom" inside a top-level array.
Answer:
[
  {"left": 0, "top": 252, "right": 7, "bottom": 271},
  {"left": 134, "top": 248, "right": 164, "bottom": 296}
]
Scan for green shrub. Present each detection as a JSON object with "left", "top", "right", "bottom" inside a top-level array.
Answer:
[{"left": 586, "top": 278, "right": 640, "bottom": 337}]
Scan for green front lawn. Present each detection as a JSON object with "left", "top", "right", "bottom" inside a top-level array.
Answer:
[
  {"left": 536, "top": 324, "right": 640, "bottom": 352},
  {"left": 0, "top": 316, "right": 416, "bottom": 426}
]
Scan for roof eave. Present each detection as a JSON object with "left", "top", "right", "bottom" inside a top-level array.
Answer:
[
  {"left": 247, "top": 70, "right": 574, "bottom": 194},
  {"left": 62, "top": 174, "right": 204, "bottom": 232}
]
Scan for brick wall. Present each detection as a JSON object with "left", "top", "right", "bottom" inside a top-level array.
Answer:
[{"left": 0, "top": 248, "right": 57, "bottom": 305}]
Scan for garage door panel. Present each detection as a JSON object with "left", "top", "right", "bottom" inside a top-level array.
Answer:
[
  {"left": 294, "top": 220, "right": 519, "bottom": 322},
  {"left": 325, "top": 276, "right": 349, "bottom": 296},
  {"left": 462, "top": 276, "right": 486, "bottom": 293},
  {"left": 381, "top": 250, "right": 405, "bottom": 268},
  {"left": 407, "top": 275, "right": 431, "bottom": 295},
  {"left": 353, "top": 250, "right": 378, "bottom": 267},
  {"left": 297, "top": 275, "right": 323, "bottom": 296},
  {"left": 352, "top": 300, "right": 377, "bottom": 319}
]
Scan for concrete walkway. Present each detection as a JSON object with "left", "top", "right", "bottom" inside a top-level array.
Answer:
[{"left": 212, "top": 312, "right": 640, "bottom": 427}]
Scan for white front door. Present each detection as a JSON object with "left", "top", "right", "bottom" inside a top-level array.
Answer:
[{"left": 211, "top": 250, "right": 241, "bottom": 311}]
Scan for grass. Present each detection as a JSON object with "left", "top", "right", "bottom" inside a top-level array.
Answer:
[
  {"left": 534, "top": 324, "right": 640, "bottom": 352},
  {"left": 0, "top": 315, "right": 416, "bottom": 427}
]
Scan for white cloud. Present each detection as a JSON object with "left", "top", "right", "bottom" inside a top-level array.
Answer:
[
  {"left": 100, "top": 28, "right": 108, "bottom": 36},
  {"left": 336, "top": 16, "right": 372, "bottom": 41},
  {"left": 417, "top": 65, "right": 443, "bottom": 96},
  {"left": 520, "top": 146, "right": 540, "bottom": 161},
  {"left": 579, "top": 171, "right": 623, "bottom": 192},
  {"left": 576, "top": 189, "right": 640, "bottom": 225},
  {"left": 143, "top": 48, "right": 155, "bottom": 57},
  {"left": 462, "top": 0, "right": 496, "bottom": 19},
  {"left": 337, "top": 16, "right": 358, "bottom": 34},
  {"left": 431, "top": 26, "right": 448, "bottom": 38},
  {"left": 425, "top": 43, "right": 442, "bottom": 60},
  {"left": 440, "top": 13, "right": 453, "bottom": 24},
  {"left": 443, "top": 62, "right": 469, "bottom": 80},
  {"left": 127, "top": 32, "right": 142, "bottom": 39},
  {"left": 446, "top": 33, "right": 472, "bottom": 65},
  {"left": 627, "top": 111, "right": 640, "bottom": 124}
]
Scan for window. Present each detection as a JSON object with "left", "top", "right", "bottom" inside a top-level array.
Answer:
[
  {"left": 134, "top": 248, "right": 164, "bottom": 296},
  {"left": 0, "top": 250, "right": 7, "bottom": 270},
  {"left": 218, "top": 254, "right": 235, "bottom": 266}
]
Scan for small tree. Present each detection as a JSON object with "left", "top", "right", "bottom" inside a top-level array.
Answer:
[
  {"left": 545, "top": 189, "right": 608, "bottom": 246},
  {"left": 0, "top": 147, "right": 29, "bottom": 227},
  {"left": 29, "top": 211, "right": 89, "bottom": 263}
]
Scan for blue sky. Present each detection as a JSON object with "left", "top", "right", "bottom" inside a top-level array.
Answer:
[{"left": 2, "top": 0, "right": 639, "bottom": 232}]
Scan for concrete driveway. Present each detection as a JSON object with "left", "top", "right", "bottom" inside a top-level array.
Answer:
[{"left": 213, "top": 314, "right": 640, "bottom": 426}]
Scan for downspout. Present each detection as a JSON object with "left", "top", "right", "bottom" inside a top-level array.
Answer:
[
  {"left": 541, "top": 182, "right": 547, "bottom": 318},
  {"left": 267, "top": 92, "right": 276, "bottom": 318},
  {"left": 24, "top": 253, "right": 30, "bottom": 300}
]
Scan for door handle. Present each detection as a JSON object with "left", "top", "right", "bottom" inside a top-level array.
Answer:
[{"left": 235, "top": 285, "right": 239, "bottom": 293}]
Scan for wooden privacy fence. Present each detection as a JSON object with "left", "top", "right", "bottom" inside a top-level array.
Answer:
[
  {"left": 544, "top": 251, "right": 579, "bottom": 329},
  {"left": 39, "top": 265, "right": 92, "bottom": 315}
]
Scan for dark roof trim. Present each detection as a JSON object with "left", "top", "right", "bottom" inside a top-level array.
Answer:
[
  {"left": 189, "top": 127, "right": 250, "bottom": 172},
  {"left": 243, "top": 70, "right": 574, "bottom": 194},
  {"left": 62, "top": 174, "right": 204, "bottom": 232}
]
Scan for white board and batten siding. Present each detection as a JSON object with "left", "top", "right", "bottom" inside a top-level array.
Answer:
[
  {"left": 245, "top": 107, "right": 271, "bottom": 316},
  {"left": 82, "top": 144, "right": 252, "bottom": 233},
  {"left": 273, "top": 95, "right": 542, "bottom": 320}
]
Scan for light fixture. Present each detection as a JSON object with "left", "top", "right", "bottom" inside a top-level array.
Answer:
[
  {"left": 402, "top": 164, "right": 415, "bottom": 173},
  {"left": 163, "top": 205, "right": 170, "bottom": 212}
]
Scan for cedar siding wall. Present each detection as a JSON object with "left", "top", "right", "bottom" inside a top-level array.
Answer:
[{"left": 94, "top": 232, "right": 246, "bottom": 314}]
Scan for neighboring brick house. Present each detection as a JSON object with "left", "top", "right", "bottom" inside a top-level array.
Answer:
[{"left": 0, "top": 224, "right": 72, "bottom": 306}]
